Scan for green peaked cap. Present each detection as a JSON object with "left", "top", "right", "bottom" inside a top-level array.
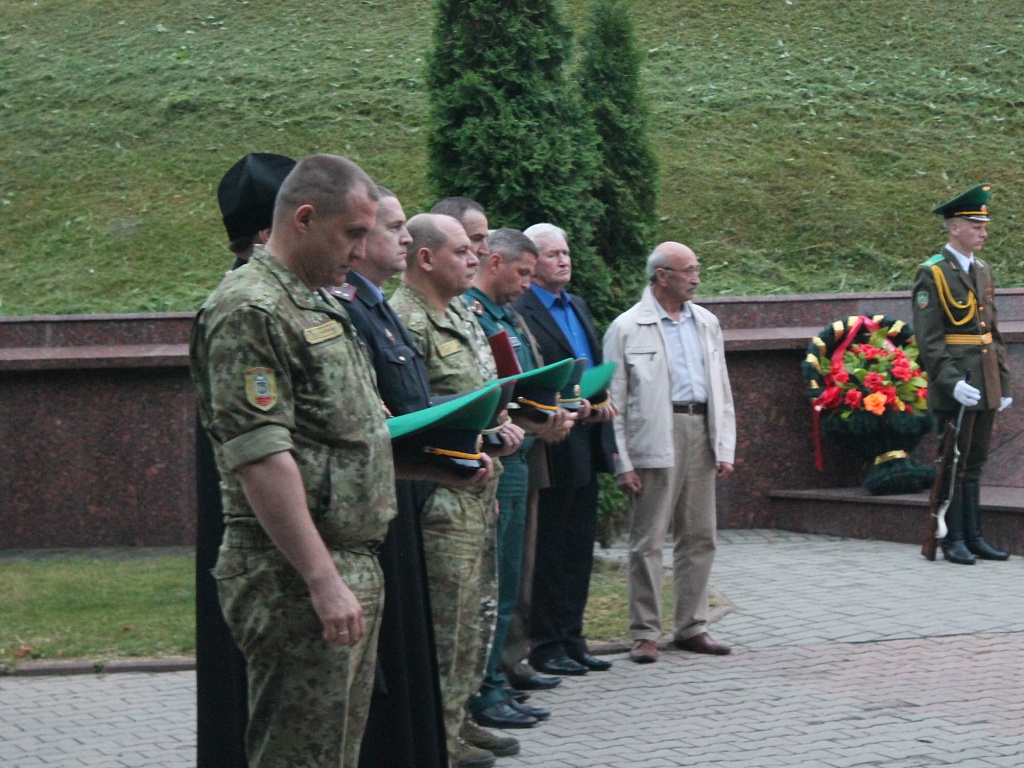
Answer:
[
  {"left": 579, "top": 361, "right": 616, "bottom": 403},
  {"left": 494, "top": 357, "right": 576, "bottom": 392},
  {"left": 387, "top": 384, "right": 502, "bottom": 440},
  {"left": 558, "top": 359, "right": 590, "bottom": 411},
  {"left": 932, "top": 183, "right": 992, "bottom": 220},
  {"left": 496, "top": 357, "right": 576, "bottom": 417}
]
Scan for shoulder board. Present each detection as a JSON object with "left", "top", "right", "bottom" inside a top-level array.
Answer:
[
  {"left": 974, "top": 258, "right": 988, "bottom": 270},
  {"left": 251, "top": 291, "right": 278, "bottom": 311},
  {"left": 922, "top": 254, "right": 944, "bottom": 267},
  {"left": 328, "top": 284, "right": 357, "bottom": 302}
]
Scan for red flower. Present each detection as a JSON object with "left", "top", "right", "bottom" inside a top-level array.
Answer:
[
  {"left": 881, "top": 386, "right": 898, "bottom": 404},
  {"left": 831, "top": 368, "right": 850, "bottom": 384},
  {"left": 891, "top": 363, "right": 912, "bottom": 382},
  {"left": 815, "top": 386, "right": 844, "bottom": 410},
  {"left": 919, "top": 387, "right": 928, "bottom": 402},
  {"left": 845, "top": 389, "right": 863, "bottom": 409},
  {"left": 863, "top": 372, "right": 886, "bottom": 391}
]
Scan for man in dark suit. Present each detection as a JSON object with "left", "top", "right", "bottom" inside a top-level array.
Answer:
[
  {"left": 912, "top": 183, "right": 1012, "bottom": 565},
  {"left": 513, "top": 223, "right": 617, "bottom": 676}
]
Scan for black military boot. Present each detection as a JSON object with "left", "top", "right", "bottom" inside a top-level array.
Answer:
[
  {"left": 963, "top": 480, "right": 1009, "bottom": 560},
  {"left": 940, "top": 485, "right": 976, "bottom": 565}
]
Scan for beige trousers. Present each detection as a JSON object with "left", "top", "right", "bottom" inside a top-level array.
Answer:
[{"left": 628, "top": 412, "right": 717, "bottom": 642}]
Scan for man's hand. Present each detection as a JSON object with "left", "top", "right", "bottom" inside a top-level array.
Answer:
[
  {"left": 531, "top": 407, "right": 576, "bottom": 444},
  {"left": 586, "top": 401, "right": 619, "bottom": 422},
  {"left": 716, "top": 462, "right": 734, "bottom": 479},
  {"left": 616, "top": 469, "right": 643, "bottom": 495},
  {"left": 999, "top": 396, "right": 1013, "bottom": 413},
  {"left": 485, "top": 419, "right": 525, "bottom": 457},
  {"left": 953, "top": 380, "right": 981, "bottom": 407},
  {"left": 307, "top": 568, "right": 366, "bottom": 647}
]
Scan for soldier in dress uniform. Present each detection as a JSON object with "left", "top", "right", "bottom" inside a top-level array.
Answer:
[{"left": 912, "top": 183, "right": 1013, "bottom": 565}]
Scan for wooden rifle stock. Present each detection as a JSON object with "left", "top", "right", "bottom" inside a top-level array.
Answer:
[{"left": 922, "top": 420, "right": 958, "bottom": 560}]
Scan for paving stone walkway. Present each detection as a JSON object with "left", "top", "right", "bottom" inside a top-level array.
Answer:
[{"left": 2, "top": 530, "right": 1022, "bottom": 767}]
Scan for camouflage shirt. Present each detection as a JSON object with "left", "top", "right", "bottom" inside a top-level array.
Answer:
[
  {"left": 390, "top": 283, "right": 497, "bottom": 395},
  {"left": 190, "top": 247, "right": 396, "bottom": 546}
]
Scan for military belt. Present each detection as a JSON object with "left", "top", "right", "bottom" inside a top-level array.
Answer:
[{"left": 945, "top": 332, "right": 993, "bottom": 345}]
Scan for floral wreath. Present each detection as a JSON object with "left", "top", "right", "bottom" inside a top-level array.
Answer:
[{"left": 800, "top": 315, "right": 935, "bottom": 494}]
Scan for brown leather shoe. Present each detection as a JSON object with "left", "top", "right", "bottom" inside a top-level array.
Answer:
[
  {"left": 673, "top": 632, "right": 731, "bottom": 655},
  {"left": 629, "top": 639, "right": 659, "bottom": 664}
]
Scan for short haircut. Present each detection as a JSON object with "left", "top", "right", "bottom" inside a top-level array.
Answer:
[
  {"left": 488, "top": 228, "right": 538, "bottom": 264},
  {"left": 646, "top": 249, "right": 672, "bottom": 281},
  {"left": 430, "top": 196, "right": 484, "bottom": 223},
  {"left": 375, "top": 184, "right": 396, "bottom": 200},
  {"left": 523, "top": 223, "right": 568, "bottom": 247},
  {"left": 273, "top": 154, "right": 378, "bottom": 226},
  {"left": 406, "top": 214, "right": 454, "bottom": 264}
]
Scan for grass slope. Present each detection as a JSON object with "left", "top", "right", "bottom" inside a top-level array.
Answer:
[{"left": 1, "top": 0, "right": 1021, "bottom": 316}]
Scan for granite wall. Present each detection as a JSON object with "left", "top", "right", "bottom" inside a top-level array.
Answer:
[{"left": 1, "top": 292, "right": 1021, "bottom": 548}]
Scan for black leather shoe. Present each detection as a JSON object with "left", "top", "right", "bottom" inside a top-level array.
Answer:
[
  {"left": 535, "top": 656, "right": 588, "bottom": 676},
  {"left": 510, "top": 673, "right": 563, "bottom": 690},
  {"left": 570, "top": 652, "right": 612, "bottom": 671},
  {"left": 941, "top": 540, "right": 976, "bottom": 565},
  {"left": 506, "top": 696, "right": 550, "bottom": 721},
  {"left": 508, "top": 689, "right": 530, "bottom": 703},
  {"left": 472, "top": 701, "right": 538, "bottom": 729}
]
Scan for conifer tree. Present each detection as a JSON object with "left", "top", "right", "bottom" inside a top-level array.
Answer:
[
  {"left": 577, "top": 0, "right": 659, "bottom": 279},
  {"left": 426, "top": 0, "right": 616, "bottom": 321}
]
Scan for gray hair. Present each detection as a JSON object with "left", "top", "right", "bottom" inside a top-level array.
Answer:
[
  {"left": 523, "top": 223, "right": 567, "bottom": 247},
  {"left": 645, "top": 249, "right": 672, "bottom": 282},
  {"left": 487, "top": 228, "right": 538, "bottom": 263}
]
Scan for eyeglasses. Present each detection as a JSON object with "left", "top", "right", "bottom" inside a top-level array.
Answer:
[{"left": 659, "top": 266, "right": 701, "bottom": 277}]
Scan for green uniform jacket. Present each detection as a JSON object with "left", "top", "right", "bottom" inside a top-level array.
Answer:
[
  {"left": 911, "top": 246, "right": 1010, "bottom": 413},
  {"left": 190, "top": 247, "right": 397, "bottom": 547}
]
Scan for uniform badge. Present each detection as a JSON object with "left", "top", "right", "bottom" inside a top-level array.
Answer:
[
  {"left": 471, "top": 299, "right": 484, "bottom": 316},
  {"left": 245, "top": 367, "right": 278, "bottom": 411},
  {"left": 328, "top": 284, "right": 356, "bottom": 301},
  {"left": 303, "top": 320, "right": 344, "bottom": 344},
  {"left": 916, "top": 291, "right": 929, "bottom": 309},
  {"left": 385, "top": 328, "right": 395, "bottom": 343}
]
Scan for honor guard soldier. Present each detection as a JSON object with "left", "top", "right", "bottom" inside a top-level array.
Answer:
[{"left": 912, "top": 183, "right": 1013, "bottom": 564}]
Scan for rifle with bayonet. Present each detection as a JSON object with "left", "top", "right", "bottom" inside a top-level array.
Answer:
[{"left": 922, "top": 399, "right": 968, "bottom": 561}]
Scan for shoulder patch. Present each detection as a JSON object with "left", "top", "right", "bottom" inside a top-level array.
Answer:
[
  {"left": 244, "top": 367, "right": 278, "bottom": 411},
  {"left": 923, "top": 254, "right": 943, "bottom": 267},
  {"left": 916, "top": 290, "right": 929, "bottom": 309},
  {"left": 438, "top": 339, "right": 463, "bottom": 357}
]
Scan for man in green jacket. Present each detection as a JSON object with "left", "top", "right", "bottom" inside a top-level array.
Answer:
[{"left": 912, "top": 183, "right": 1013, "bottom": 565}]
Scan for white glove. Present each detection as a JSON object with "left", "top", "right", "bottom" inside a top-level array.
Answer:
[
  {"left": 999, "top": 397, "right": 1013, "bottom": 412},
  {"left": 953, "top": 380, "right": 981, "bottom": 407}
]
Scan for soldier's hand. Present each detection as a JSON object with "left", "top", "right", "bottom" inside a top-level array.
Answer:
[
  {"left": 533, "top": 407, "right": 576, "bottom": 444},
  {"left": 953, "top": 380, "right": 981, "bottom": 406},
  {"left": 489, "top": 420, "right": 525, "bottom": 457},
  {"left": 999, "top": 396, "right": 1013, "bottom": 412},
  {"left": 716, "top": 462, "right": 734, "bottom": 479},
  {"left": 588, "top": 401, "right": 619, "bottom": 422},
  {"left": 308, "top": 571, "right": 365, "bottom": 648}
]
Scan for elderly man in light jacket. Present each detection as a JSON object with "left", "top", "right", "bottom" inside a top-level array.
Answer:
[{"left": 603, "top": 242, "right": 736, "bottom": 664}]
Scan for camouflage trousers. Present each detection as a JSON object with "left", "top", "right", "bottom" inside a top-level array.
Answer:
[
  {"left": 215, "top": 540, "right": 384, "bottom": 768},
  {"left": 421, "top": 483, "right": 495, "bottom": 767}
]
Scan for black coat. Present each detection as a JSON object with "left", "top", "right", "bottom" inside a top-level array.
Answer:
[{"left": 514, "top": 287, "right": 614, "bottom": 488}]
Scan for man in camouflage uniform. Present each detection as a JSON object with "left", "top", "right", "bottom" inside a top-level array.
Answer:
[
  {"left": 912, "top": 182, "right": 1013, "bottom": 565},
  {"left": 190, "top": 155, "right": 391, "bottom": 768},
  {"left": 391, "top": 213, "right": 523, "bottom": 768}
]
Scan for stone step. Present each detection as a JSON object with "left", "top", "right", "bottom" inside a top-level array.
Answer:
[{"left": 765, "top": 485, "right": 1023, "bottom": 555}]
